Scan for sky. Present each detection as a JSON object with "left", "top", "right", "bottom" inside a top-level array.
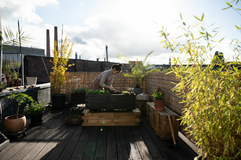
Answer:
[{"left": 0, "top": 0, "right": 241, "bottom": 64}]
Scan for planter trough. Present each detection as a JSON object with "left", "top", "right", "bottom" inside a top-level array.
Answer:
[{"left": 86, "top": 94, "right": 136, "bottom": 110}]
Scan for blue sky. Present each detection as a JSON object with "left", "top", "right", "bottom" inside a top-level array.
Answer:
[{"left": 1, "top": 0, "right": 241, "bottom": 64}]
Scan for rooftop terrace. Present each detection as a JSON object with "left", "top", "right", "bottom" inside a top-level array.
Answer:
[{"left": 0, "top": 104, "right": 197, "bottom": 160}]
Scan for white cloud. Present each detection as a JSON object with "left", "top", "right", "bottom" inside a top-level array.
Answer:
[{"left": 0, "top": 0, "right": 58, "bottom": 24}]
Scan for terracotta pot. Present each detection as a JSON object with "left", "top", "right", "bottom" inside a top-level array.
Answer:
[
  {"left": 4, "top": 114, "right": 26, "bottom": 133},
  {"left": 5, "top": 75, "right": 11, "bottom": 86},
  {"left": 154, "top": 99, "right": 165, "bottom": 111}
]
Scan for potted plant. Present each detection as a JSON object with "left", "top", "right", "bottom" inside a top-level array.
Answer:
[
  {"left": 2, "top": 60, "right": 12, "bottom": 86},
  {"left": 23, "top": 101, "right": 45, "bottom": 125},
  {"left": 118, "top": 51, "right": 160, "bottom": 94},
  {"left": 71, "top": 87, "right": 88, "bottom": 105},
  {"left": 152, "top": 87, "right": 165, "bottom": 111},
  {"left": 50, "top": 36, "right": 74, "bottom": 109},
  {"left": 4, "top": 93, "right": 34, "bottom": 132}
]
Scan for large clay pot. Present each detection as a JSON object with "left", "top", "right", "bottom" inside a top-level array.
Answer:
[
  {"left": 154, "top": 99, "right": 165, "bottom": 111},
  {"left": 51, "top": 94, "right": 66, "bottom": 109},
  {"left": 4, "top": 114, "right": 26, "bottom": 132}
]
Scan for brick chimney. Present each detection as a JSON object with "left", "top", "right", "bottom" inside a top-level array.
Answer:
[
  {"left": 46, "top": 29, "right": 50, "bottom": 57},
  {"left": 54, "top": 26, "right": 58, "bottom": 51}
]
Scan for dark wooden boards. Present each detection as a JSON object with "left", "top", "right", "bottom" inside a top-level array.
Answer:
[
  {"left": 86, "top": 94, "right": 136, "bottom": 110},
  {"left": 0, "top": 106, "right": 197, "bottom": 160}
]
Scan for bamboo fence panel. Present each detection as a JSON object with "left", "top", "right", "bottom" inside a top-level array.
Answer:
[{"left": 51, "top": 72, "right": 146, "bottom": 102}]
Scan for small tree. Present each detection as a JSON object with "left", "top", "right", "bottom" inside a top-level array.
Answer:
[
  {"left": 5, "top": 93, "right": 34, "bottom": 119},
  {"left": 50, "top": 36, "right": 74, "bottom": 95},
  {"left": 118, "top": 51, "right": 160, "bottom": 88}
]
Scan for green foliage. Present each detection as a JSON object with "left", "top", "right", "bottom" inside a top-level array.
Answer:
[
  {"left": 159, "top": 8, "right": 241, "bottom": 159},
  {"left": 121, "top": 91, "right": 130, "bottom": 95},
  {"left": 100, "top": 90, "right": 111, "bottom": 95},
  {"left": 50, "top": 37, "right": 74, "bottom": 95},
  {"left": 152, "top": 87, "right": 165, "bottom": 100},
  {"left": 72, "top": 87, "right": 88, "bottom": 94},
  {"left": 23, "top": 101, "right": 45, "bottom": 116},
  {"left": 118, "top": 51, "right": 160, "bottom": 88},
  {"left": 88, "top": 89, "right": 101, "bottom": 95},
  {"left": 11, "top": 71, "right": 18, "bottom": 80},
  {"left": 5, "top": 93, "right": 34, "bottom": 118},
  {"left": 0, "top": 26, "right": 31, "bottom": 49},
  {"left": 161, "top": 68, "right": 172, "bottom": 72},
  {"left": 88, "top": 89, "right": 111, "bottom": 95}
]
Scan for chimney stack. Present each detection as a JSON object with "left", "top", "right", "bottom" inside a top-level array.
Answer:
[
  {"left": 106, "top": 45, "right": 108, "bottom": 62},
  {"left": 54, "top": 26, "right": 58, "bottom": 51},
  {"left": 46, "top": 29, "right": 50, "bottom": 57}
]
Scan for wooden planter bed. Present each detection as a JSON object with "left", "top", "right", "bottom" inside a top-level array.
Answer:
[
  {"left": 85, "top": 94, "right": 136, "bottom": 110},
  {"left": 82, "top": 108, "right": 141, "bottom": 126}
]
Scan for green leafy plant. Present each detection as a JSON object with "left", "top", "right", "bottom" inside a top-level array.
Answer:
[
  {"left": 152, "top": 87, "right": 165, "bottom": 100},
  {"left": 72, "top": 87, "right": 88, "bottom": 94},
  {"left": 100, "top": 90, "right": 111, "bottom": 95},
  {"left": 121, "top": 91, "right": 130, "bottom": 95},
  {"left": 50, "top": 36, "right": 74, "bottom": 95},
  {"left": 23, "top": 101, "right": 45, "bottom": 116},
  {"left": 5, "top": 93, "right": 34, "bottom": 119},
  {"left": 11, "top": 71, "right": 18, "bottom": 80},
  {"left": 118, "top": 51, "right": 160, "bottom": 88},
  {"left": 88, "top": 89, "right": 101, "bottom": 95},
  {"left": 159, "top": 7, "right": 241, "bottom": 160}
]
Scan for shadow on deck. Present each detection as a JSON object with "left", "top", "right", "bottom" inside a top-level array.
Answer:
[{"left": 0, "top": 105, "right": 197, "bottom": 160}]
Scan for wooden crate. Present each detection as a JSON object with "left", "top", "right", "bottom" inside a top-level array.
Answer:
[
  {"left": 86, "top": 94, "right": 136, "bottom": 110},
  {"left": 136, "top": 99, "right": 148, "bottom": 116},
  {"left": 147, "top": 102, "right": 179, "bottom": 140},
  {"left": 82, "top": 108, "right": 141, "bottom": 126}
]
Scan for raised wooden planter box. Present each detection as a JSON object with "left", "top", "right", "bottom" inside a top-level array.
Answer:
[
  {"left": 82, "top": 108, "right": 141, "bottom": 126},
  {"left": 147, "top": 102, "right": 179, "bottom": 140},
  {"left": 85, "top": 94, "right": 136, "bottom": 110}
]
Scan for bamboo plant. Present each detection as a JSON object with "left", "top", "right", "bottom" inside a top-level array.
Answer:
[{"left": 159, "top": 2, "right": 241, "bottom": 159}]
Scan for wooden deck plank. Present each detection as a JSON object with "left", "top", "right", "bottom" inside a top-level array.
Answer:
[
  {"left": 116, "top": 127, "right": 129, "bottom": 160},
  {"left": 57, "top": 124, "right": 84, "bottom": 160},
  {"left": 0, "top": 106, "right": 198, "bottom": 160},
  {"left": 122, "top": 126, "right": 142, "bottom": 160},
  {"left": 95, "top": 126, "right": 107, "bottom": 160},
  {"left": 70, "top": 126, "right": 92, "bottom": 160},
  {"left": 141, "top": 116, "right": 178, "bottom": 160},
  {"left": 138, "top": 121, "right": 165, "bottom": 159},
  {"left": 44, "top": 125, "right": 78, "bottom": 160},
  {"left": 82, "top": 126, "right": 100, "bottom": 160},
  {"left": 106, "top": 127, "right": 117, "bottom": 160},
  {"left": 131, "top": 126, "right": 153, "bottom": 160},
  {"left": 33, "top": 124, "right": 70, "bottom": 160},
  {"left": 0, "top": 107, "right": 69, "bottom": 160},
  {"left": 12, "top": 107, "right": 70, "bottom": 160}
]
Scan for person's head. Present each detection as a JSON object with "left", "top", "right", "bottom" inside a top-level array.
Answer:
[{"left": 111, "top": 63, "right": 123, "bottom": 75}]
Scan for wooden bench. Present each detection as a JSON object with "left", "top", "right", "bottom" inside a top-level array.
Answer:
[{"left": 146, "top": 102, "right": 179, "bottom": 141}]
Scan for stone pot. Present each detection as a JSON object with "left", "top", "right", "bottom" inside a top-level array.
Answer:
[
  {"left": 4, "top": 114, "right": 26, "bottom": 133},
  {"left": 30, "top": 114, "right": 43, "bottom": 125},
  {"left": 51, "top": 94, "right": 66, "bottom": 109},
  {"left": 133, "top": 88, "right": 142, "bottom": 94},
  {"left": 154, "top": 99, "right": 165, "bottom": 111}
]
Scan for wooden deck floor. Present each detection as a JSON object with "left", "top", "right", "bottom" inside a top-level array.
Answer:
[{"left": 0, "top": 105, "right": 197, "bottom": 160}]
